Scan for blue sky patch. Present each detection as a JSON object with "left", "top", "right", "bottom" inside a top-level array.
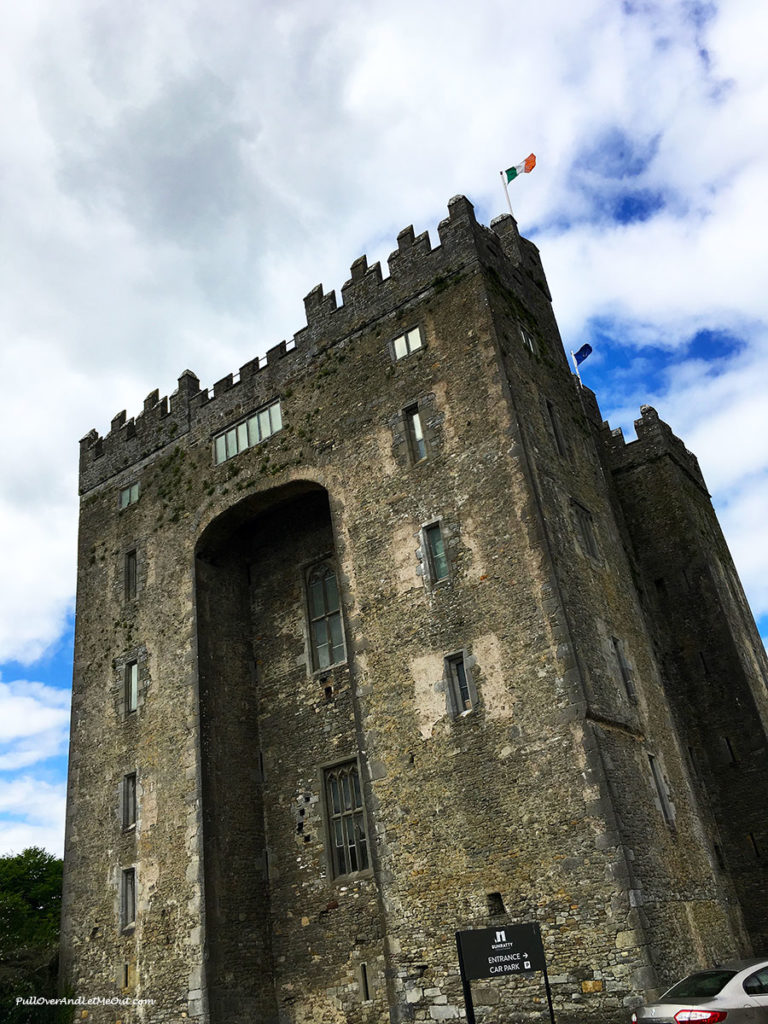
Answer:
[
  {"left": 575, "top": 127, "right": 661, "bottom": 180},
  {"left": 612, "top": 189, "right": 666, "bottom": 224},
  {"left": 1, "top": 615, "right": 75, "bottom": 693},
  {"left": 686, "top": 328, "right": 745, "bottom": 366}
]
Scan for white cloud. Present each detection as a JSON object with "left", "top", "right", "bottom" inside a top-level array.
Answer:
[
  {"left": 0, "top": 776, "right": 67, "bottom": 857},
  {"left": 0, "top": 0, "right": 765, "bottom": 677},
  {"left": 0, "top": 678, "right": 70, "bottom": 770}
]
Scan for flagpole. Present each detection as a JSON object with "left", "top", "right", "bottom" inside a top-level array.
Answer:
[
  {"left": 500, "top": 171, "right": 513, "bottom": 216},
  {"left": 570, "top": 350, "right": 583, "bottom": 385}
]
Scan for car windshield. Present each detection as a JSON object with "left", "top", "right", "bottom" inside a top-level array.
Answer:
[{"left": 663, "top": 971, "right": 737, "bottom": 1000}]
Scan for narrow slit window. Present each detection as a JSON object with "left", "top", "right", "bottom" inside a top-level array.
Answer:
[
  {"left": 325, "top": 761, "right": 369, "bottom": 878},
  {"left": 648, "top": 754, "right": 674, "bottom": 826},
  {"left": 392, "top": 327, "right": 423, "bottom": 361},
  {"left": 121, "top": 868, "right": 136, "bottom": 929},
  {"left": 546, "top": 400, "right": 566, "bottom": 457},
  {"left": 125, "top": 550, "right": 137, "bottom": 601},
  {"left": 123, "top": 773, "right": 137, "bottom": 829},
  {"left": 611, "top": 637, "right": 637, "bottom": 702},
  {"left": 125, "top": 661, "right": 138, "bottom": 714},
  {"left": 425, "top": 523, "right": 449, "bottom": 582},
  {"left": 721, "top": 735, "right": 737, "bottom": 764},
  {"left": 519, "top": 325, "right": 536, "bottom": 353},
  {"left": 405, "top": 405, "right": 427, "bottom": 462},
  {"left": 307, "top": 564, "right": 345, "bottom": 670},
  {"left": 360, "top": 963, "right": 371, "bottom": 1002},
  {"left": 573, "top": 501, "right": 599, "bottom": 559}
]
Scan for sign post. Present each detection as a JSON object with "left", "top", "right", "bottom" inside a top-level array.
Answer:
[
  {"left": 454, "top": 931, "right": 477, "bottom": 1024},
  {"left": 455, "top": 923, "right": 555, "bottom": 1024}
]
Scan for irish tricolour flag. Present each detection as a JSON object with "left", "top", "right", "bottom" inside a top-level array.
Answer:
[
  {"left": 504, "top": 154, "right": 536, "bottom": 182},
  {"left": 500, "top": 153, "right": 536, "bottom": 215}
]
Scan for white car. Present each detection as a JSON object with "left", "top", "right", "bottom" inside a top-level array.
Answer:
[{"left": 631, "top": 959, "right": 768, "bottom": 1023}]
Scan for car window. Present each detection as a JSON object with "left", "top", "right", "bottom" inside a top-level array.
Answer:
[
  {"left": 744, "top": 968, "right": 768, "bottom": 995},
  {"left": 663, "top": 971, "right": 737, "bottom": 999}
]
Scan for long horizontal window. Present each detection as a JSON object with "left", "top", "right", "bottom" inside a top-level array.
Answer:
[{"left": 214, "top": 400, "right": 282, "bottom": 464}]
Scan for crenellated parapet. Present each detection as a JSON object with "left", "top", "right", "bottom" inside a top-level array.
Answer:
[
  {"left": 78, "top": 195, "right": 550, "bottom": 493},
  {"left": 600, "top": 404, "right": 707, "bottom": 491}
]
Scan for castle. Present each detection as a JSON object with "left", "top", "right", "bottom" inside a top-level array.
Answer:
[{"left": 61, "top": 195, "right": 768, "bottom": 1024}]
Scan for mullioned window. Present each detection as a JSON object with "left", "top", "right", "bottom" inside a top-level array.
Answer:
[{"left": 214, "top": 400, "right": 282, "bottom": 464}]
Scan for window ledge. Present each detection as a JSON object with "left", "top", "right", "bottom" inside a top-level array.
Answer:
[{"left": 330, "top": 867, "right": 375, "bottom": 887}]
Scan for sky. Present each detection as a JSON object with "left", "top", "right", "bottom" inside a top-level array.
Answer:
[{"left": 1, "top": 0, "right": 766, "bottom": 858}]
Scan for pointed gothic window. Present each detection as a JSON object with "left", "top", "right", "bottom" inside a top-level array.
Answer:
[
  {"left": 307, "top": 563, "right": 345, "bottom": 670},
  {"left": 325, "top": 761, "right": 369, "bottom": 877}
]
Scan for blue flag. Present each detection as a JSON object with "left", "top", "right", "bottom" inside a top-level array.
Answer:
[{"left": 574, "top": 343, "right": 592, "bottom": 366}]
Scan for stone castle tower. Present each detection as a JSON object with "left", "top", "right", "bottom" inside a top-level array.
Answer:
[{"left": 61, "top": 196, "right": 768, "bottom": 1024}]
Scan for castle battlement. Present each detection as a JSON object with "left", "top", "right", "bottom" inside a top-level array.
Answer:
[
  {"left": 78, "top": 196, "right": 549, "bottom": 493},
  {"left": 600, "top": 404, "right": 707, "bottom": 491}
]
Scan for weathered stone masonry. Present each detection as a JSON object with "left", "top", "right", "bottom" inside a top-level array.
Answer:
[{"left": 61, "top": 195, "right": 768, "bottom": 1024}]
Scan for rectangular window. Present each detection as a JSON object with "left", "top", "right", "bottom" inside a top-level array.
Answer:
[
  {"left": 611, "top": 637, "right": 637, "bottom": 702},
  {"left": 648, "top": 754, "right": 674, "bottom": 826},
  {"left": 446, "top": 653, "right": 474, "bottom": 714},
  {"left": 213, "top": 399, "right": 283, "bottom": 465},
  {"left": 404, "top": 404, "right": 427, "bottom": 462},
  {"left": 546, "top": 400, "right": 566, "bottom": 457},
  {"left": 425, "top": 523, "right": 449, "bottom": 582},
  {"left": 307, "top": 563, "right": 345, "bottom": 671},
  {"left": 125, "top": 550, "right": 137, "bottom": 601},
  {"left": 325, "top": 761, "right": 369, "bottom": 878},
  {"left": 125, "top": 661, "right": 138, "bottom": 713},
  {"left": 121, "top": 868, "right": 136, "bottom": 929},
  {"left": 123, "top": 773, "right": 137, "bottom": 830},
  {"left": 119, "top": 483, "right": 140, "bottom": 509},
  {"left": 573, "top": 501, "right": 599, "bottom": 559},
  {"left": 392, "top": 327, "right": 423, "bottom": 361}
]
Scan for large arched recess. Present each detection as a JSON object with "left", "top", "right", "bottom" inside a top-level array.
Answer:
[{"left": 194, "top": 480, "right": 336, "bottom": 1023}]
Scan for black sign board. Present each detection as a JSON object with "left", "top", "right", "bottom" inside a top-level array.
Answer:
[{"left": 456, "top": 923, "right": 546, "bottom": 981}]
